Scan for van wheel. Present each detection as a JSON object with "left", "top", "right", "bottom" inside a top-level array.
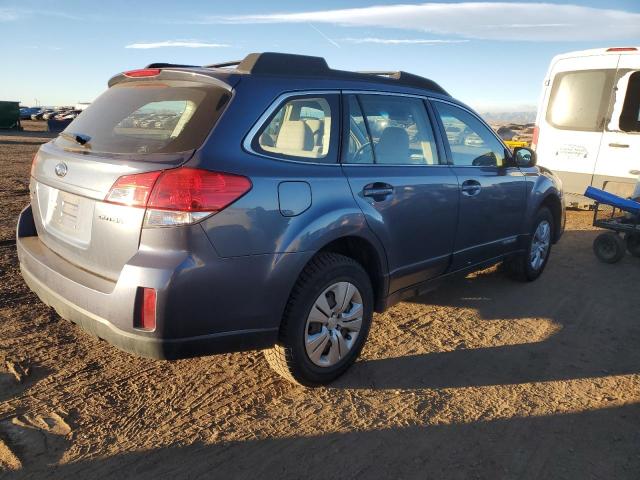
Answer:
[
  {"left": 503, "top": 207, "right": 554, "bottom": 281},
  {"left": 625, "top": 233, "right": 640, "bottom": 258},
  {"left": 264, "top": 253, "right": 373, "bottom": 387},
  {"left": 594, "top": 232, "right": 625, "bottom": 263}
]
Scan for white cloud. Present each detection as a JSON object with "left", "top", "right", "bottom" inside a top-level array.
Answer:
[
  {"left": 125, "top": 41, "right": 229, "bottom": 49},
  {"left": 0, "top": 7, "right": 82, "bottom": 21},
  {"left": 342, "top": 37, "right": 469, "bottom": 45},
  {"left": 200, "top": 2, "right": 640, "bottom": 42},
  {"left": 0, "top": 8, "right": 20, "bottom": 21}
]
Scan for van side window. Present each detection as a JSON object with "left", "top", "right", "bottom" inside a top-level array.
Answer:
[
  {"left": 350, "top": 95, "right": 439, "bottom": 165},
  {"left": 546, "top": 69, "right": 615, "bottom": 131},
  {"left": 433, "top": 102, "right": 507, "bottom": 167},
  {"left": 255, "top": 96, "right": 333, "bottom": 161},
  {"left": 620, "top": 71, "right": 640, "bottom": 133}
]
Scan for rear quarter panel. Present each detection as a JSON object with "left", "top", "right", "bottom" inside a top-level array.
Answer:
[{"left": 190, "top": 78, "right": 384, "bottom": 257}]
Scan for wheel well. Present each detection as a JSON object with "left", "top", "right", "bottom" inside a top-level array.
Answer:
[
  {"left": 541, "top": 194, "right": 562, "bottom": 242},
  {"left": 318, "top": 236, "right": 386, "bottom": 312}
]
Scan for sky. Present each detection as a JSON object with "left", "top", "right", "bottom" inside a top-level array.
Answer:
[{"left": 1, "top": 0, "right": 640, "bottom": 111}]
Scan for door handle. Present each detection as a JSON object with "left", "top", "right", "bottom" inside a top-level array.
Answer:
[
  {"left": 609, "top": 143, "right": 630, "bottom": 148},
  {"left": 461, "top": 180, "right": 482, "bottom": 196},
  {"left": 363, "top": 182, "right": 394, "bottom": 201}
]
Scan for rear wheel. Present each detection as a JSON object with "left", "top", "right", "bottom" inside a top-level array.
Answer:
[
  {"left": 504, "top": 207, "right": 554, "bottom": 281},
  {"left": 625, "top": 233, "right": 640, "bottom": 258},
  {"left": 593, "top": 232, "right": 625, "bottom": 263},
  {"left": 264, "top": 253, "right": 373, "bottom": 386}
]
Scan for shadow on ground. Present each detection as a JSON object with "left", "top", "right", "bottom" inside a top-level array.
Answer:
[
  {"left": 9, "top": 403, "right": 640, "bottom": 480},
  {"left": 334, "top": 230, "right": 640, "bottom": 390}
]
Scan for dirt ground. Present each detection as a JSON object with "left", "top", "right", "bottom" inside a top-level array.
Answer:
[{"left": 1, "top": 123, "right": 639, "bottom": 479}]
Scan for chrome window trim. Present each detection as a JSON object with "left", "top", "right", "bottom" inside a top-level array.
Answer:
[
  {"left": 243, "top": 89, "right": 511, "bottom": 168},
  {"left": 242, "top": 90, "right": 341, "bottom": 167}
]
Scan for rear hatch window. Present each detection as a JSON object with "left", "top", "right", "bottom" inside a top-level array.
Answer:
[
  {"left": 54, "top": 80, "right": 231, "bottom": 155},
  {"left": 31, "top": 79, "right": 231, "bottom": 281}
]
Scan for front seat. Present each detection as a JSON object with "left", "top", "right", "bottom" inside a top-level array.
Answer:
[{"left": 376, "top": 127, "right": 410, "bottom": 164}]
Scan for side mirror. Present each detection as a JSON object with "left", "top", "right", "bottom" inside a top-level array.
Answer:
[{"left": 513, "top": 146, "right": 537, "bottom": 168}]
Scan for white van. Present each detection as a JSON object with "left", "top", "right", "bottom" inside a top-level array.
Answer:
[{"left": 533, "top": 47, "right": 640, "bottom": 207}]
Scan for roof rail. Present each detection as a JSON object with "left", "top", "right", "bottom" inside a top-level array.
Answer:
[
  {"left": 149, "top": 52, "right": 449, "bottom": 96},
  {"left": 234, "top": 52, "right": 330, "bottom": 76},
  {"left": 357, "top": 70, "right": 449, "bottom": 95}
]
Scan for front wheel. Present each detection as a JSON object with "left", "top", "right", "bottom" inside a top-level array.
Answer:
[
  {"left": 503, "top": 207, "right": 554, "bottom": 281},
  {"left": 264, "top": 253, "right": 373, "bottom": 386}
]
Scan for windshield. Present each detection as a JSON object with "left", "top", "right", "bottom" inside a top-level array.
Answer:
[{"left": 55, "top": 80, "right": 230, "bottom": 155}]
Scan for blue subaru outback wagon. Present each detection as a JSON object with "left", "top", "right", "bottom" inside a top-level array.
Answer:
[{"left": 17, "top": 52, "right": 565, "bottom": 385}]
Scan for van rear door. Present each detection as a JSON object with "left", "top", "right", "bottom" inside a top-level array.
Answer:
[
  {"left": 536, "top": 54, "right": 619, "bottom": 202},
  {"left": 595, "top": 53, "right": 640, "bottom": 194}
]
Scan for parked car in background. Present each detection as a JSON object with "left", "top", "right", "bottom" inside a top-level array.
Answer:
[
  {"left": 31, "top": 109, "right": 52, "bottom": 121},
  {"left": 17, "top": 52, "right": 565, "bottom": 386},
  {"left": 20, "top": 107, "right": 41, "bottom": 120},
  {"left": 54, "top": 110, "right": 81, "bottom": 121},
  {"left": 533, "top": 46, "right": 640, "bottom": 207}
]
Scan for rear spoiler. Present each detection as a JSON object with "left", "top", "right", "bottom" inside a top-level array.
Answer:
[{"left": 107, "top": 67, "right": 238, "bottom": 90}]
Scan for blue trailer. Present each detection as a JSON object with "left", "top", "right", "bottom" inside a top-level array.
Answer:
[{"left": 585, "top": 185, "right": 640, "bottom": 262}]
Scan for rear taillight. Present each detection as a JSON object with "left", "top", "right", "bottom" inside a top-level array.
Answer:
[
  {"left": 105, "top": 168, "right": 251, "bottom": 227},
  {"left": 531, "top": 126, "right": 539, "bottom": 151},
  {"left": 123, "top": 68, "right": 161, "bottom": 78},
  {"left": 136, "top": 287, "right": 156, "bottom": 331}
]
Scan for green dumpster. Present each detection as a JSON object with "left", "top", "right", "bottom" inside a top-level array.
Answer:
[{"left": 0, "top": 101, "right": 21, "bottom": 129}]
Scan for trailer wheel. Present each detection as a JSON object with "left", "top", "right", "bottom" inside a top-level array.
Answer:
[
  {"left": 593, "top": 232, "right": 625, "bottom": 263},
  {"left": 625, "top": 233, "right": 640, "bottom": 258}
]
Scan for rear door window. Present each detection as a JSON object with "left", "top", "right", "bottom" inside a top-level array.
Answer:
[
  {"left": 344, "top": 94, "right": 439, "bottom": 165},
  {"left": 546, "top": 69, "right": 615, "bottom": 131},
  {"left": 254, "top": 95, "right": 338, "bottom": 163},
  {"left": 342, "top": 95, "right": 375, "bottom": 164},
  {"left": 55, "top": 81, "right": 231, "bottom": 155}
]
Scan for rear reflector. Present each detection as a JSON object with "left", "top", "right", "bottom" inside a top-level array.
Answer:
[
  {"left": 137, "top": 287, "right": 156, "bottom": 331},
  {"left": 606, "top": 47, "right": 637, "bottom": 52},
  {"left": 105, "top": 168, "right": 252, "bottom": 226},
  {"left": 124, "top": 68, "right": 161, "bottom": 78}
]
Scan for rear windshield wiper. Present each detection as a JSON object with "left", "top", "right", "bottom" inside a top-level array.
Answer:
[{"left": 59, "top": 132, "right": 91, "bottom": 147}]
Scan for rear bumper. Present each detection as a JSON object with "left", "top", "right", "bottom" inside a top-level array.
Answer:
[
  {"left": 19, "top": 262, "right": 275, "bottom": 359},
  {"left": 16, "top": 205, "right": 308, "bottom": 360}
]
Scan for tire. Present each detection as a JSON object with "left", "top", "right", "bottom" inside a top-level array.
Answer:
[
  {"left": 625, "top": 233, "right": 640, "bottom": 258},
  {"left": 593, "top": 232, "right": 625, "bottom": 263},
  {"left": 504, "top": 207, "right": 554, "bottom": 281},
  {"left": 264, "top": 252, "right": 374, "bottom": 387}
]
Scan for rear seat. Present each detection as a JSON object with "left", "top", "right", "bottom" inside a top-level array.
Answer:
[
  {"left": 266, "top": 118, "right": 328, "bottom": 158},
  {"left": 302, "top": 118, "right": 324, "bottom": 153}
]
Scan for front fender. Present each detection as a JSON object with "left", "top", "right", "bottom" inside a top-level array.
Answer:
[{"left": 523, "top": 166, "right": 565, "bottom": 241}]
